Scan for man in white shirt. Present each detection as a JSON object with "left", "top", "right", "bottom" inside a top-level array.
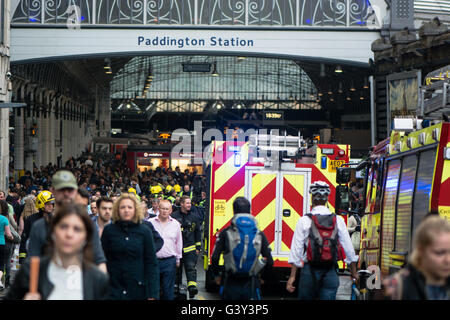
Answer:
[
  {"left": 286, "top": 181, "right": 359, "bottom": 300},
  {"left": 147, "top": 198, "right": 160, "bottom": 219}
]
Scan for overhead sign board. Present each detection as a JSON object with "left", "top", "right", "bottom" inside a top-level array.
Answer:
[{"left": 11, "top": 29, "right": 379, "bottom": 64}]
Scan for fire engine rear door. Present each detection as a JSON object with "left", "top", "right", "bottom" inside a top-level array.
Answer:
[
  {"left": 245, "top": 169, "right": 278, "bottom": 253},
  {"left": 245, "top": 168, "right": 310, "bottom": 258},
  {"left": 277, "top": 171, "right": 310, "bottom": 257}
]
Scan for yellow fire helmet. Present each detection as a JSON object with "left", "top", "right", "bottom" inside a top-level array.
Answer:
[
  {"left": 35, "top": 190, "right": 55, "bottom": 210},
  {"left": 128, "top": 187, "right": 137, "bottom": 195}
]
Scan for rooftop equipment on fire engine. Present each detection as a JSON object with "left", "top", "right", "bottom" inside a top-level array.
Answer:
[
  {"left": 419, "top": 64, "right": 450, "bottom": 120},
  {"left": 248, "top": 130, "right": 308, "bottom": 168}
]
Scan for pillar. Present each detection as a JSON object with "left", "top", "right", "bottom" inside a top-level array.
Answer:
[{"left": 14, "top": 107, "right": 24, "bottom": 179}]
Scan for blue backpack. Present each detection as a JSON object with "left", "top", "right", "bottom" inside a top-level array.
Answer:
[{"left": 224, "top": 214, "right": 265, "bottom": 277}]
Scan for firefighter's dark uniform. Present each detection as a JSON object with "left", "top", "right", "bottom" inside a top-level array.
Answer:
[{"left": 172, "top": 208, "right": 202, "bottom": 297}]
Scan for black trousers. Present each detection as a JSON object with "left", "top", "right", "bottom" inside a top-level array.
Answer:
[{"left": 176, "top": 251, "right": 198, "bottom": 289}]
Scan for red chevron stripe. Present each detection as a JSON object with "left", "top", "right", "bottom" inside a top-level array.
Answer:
[
  {"left": 311, "top": 166, "right": 336, "bottom": 207},
  {"left": 439, "top": 178, "right": 450, "bottom": 206},
  {"left": 213, "top": 165, "right": 246, "bottom": 202},
  {"left": 282, "top": 220, "right": 295, "bottom": 248},
  {"left": 212, "top": 141, "right": 246, "bottom": 173},
  {"left": 261, "top": 220, "right": 276, "bottom": 245},
  {"left": 251, "top": 178, "right": 277, "bottom": 216},
  {"left": 283, "top": 177, "right": 304, "bottom": 217}
]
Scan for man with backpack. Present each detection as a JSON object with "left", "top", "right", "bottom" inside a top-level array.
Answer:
[
  {"left": 286, "top": 181, "right": 359, "bottom": 300},
  {"left": 211, "top": 197, "right": 273, "bottom": 300}
]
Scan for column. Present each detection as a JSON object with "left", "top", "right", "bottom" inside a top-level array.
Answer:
[
  {"left": 48, "top": 103, "right": 56, "bottom": 166},
  {"left": 0, "top": 108, "right": 9, "bottom": 191},
  {"left": 14, "top": 108, "right": 24, "bottom": 179}
]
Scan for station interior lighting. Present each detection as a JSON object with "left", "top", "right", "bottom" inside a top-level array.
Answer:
[
  {"left": 363, "top": 77, "right": 369, "bottom": 89},
  {"left": 104, "top": 58, "right": 112, "bottom": 74},
  {"left": 350, "top": 82, "right": 356, "bottom": 91},
  {"left": 212, "top": 62, "right": 219, "bottom": 76},
  {"left": 335, "top": 65, "right": 343, "bottom": 73}
]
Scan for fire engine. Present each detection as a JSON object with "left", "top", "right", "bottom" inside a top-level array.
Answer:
[
  {"left": 202, "top": 131, "right": 351, "bottom": 289},
  {"left": 348, "top": 65, "right": 450, "bottom": 289}
]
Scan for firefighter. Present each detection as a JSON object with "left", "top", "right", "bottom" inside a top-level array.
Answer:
[
  {"left": 128, "top": 187, "right": 141, "bottom": 201},
  {"left": 166, "top": 189, "right": 177, "bottom": 205},
  {"left": 198, "top": 191, "right": 207, "bottom": 208},
  {"left": 165, "top": 182, "right": 174, "bottom": 196},
  {"left": 150, "top": 180, "right": 163, "bottom": 197},
  {"left": 19, "top": 190, "right": 55, "bottom": 263},
  {"left": 173, "top": 182, "right": 182, "bottom": 196},
  {"left": 180, "top": 184, "right": 193, "bottom": 199},
  {"left": 172, "top": 196, "right": 202, "bottom": 298}
]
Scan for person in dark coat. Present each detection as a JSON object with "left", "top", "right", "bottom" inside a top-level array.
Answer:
[
  {"left": 101, "top": 193, "right": 159, "bottom": 300},
  {"left": 4, "top": 203, "right": 109, "bottom": 300}
]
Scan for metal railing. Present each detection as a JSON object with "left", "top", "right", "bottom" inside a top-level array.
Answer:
[{"left": 12, "top": 0, "right": 381, "bottom": 28}]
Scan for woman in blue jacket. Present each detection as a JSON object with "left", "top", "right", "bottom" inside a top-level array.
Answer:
[{"left": 101, "top": 193, "right": 159, "bottom": 300}]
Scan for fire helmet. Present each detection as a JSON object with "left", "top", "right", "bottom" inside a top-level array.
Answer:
[{"left": 35, "top": 190, "right": 55, "bottom": 210}]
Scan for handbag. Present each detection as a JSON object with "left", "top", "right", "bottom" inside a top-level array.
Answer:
[{"left": 7, "top": 216, "right": 21, "bottom": 244}]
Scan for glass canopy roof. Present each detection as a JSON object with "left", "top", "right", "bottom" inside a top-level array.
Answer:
[{"left": 110, "top": 55, "right": 319, "bottom": 109}]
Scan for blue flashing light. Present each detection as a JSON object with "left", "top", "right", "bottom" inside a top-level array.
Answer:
[
  {"left": 321, "top": 156, "right": 327, "bottom": 169},
  {"left": 234, "top": 152, "right": 241, "bottom": 167},
  {"left": 81, "top": 16, "right": 85, "bottom": 21},
  {"left": 306, "top": 19, "right": 311, "bottom": 24},
  {"left": 29, "top": 18, "right": 37, "bottom": 22}
]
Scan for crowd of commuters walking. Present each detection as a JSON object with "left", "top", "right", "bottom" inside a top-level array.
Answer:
[{"left": 0, "top": 151, "right": 449, "bottom": 300}]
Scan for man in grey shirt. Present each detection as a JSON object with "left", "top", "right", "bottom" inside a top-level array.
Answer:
[{"left": 28, "top": 170, "right": 107, "bottom": 273}]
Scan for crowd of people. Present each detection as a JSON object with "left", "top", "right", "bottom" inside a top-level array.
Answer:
[
  {"left": 0, "top": 151, "right": 207, "bottom": 300},
  {"left": 0, "top": 151, "right": 449, "bottom": 301}
]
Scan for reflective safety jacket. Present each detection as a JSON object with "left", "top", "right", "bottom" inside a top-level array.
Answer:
[
  {"left": 171, "top": 209, "right": 202, "bottom": 254},
  {"left": 166, "top": 196, "right": 176, "bottom": 204},
  {"left": 180, "top": 191, "right": 193, "bottom": 199}
]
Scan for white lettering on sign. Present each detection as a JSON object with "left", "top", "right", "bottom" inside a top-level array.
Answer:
[{"left": 144, "top": 153, "right": 163, "bottom": 157}]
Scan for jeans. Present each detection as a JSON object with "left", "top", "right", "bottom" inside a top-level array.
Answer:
[
  {"left": 158, "top": 257, "right": 177, "bottom": 300},
  {"left": 221, "top": 275, "right": 261, "bottom": 300},
  {"left": 297, "top": 263, "right": 339, "bottom": 300}
]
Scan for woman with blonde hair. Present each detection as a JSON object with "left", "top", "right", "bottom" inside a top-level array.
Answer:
[
  {"left": 384, "top": 215, "right": 450, "bottom": 300},
  {"left": 101, "top": 193, "right": 159, "bottom": 300},
  {"left": 18, "top": 196, "right": 38, "bottom": 236}
]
